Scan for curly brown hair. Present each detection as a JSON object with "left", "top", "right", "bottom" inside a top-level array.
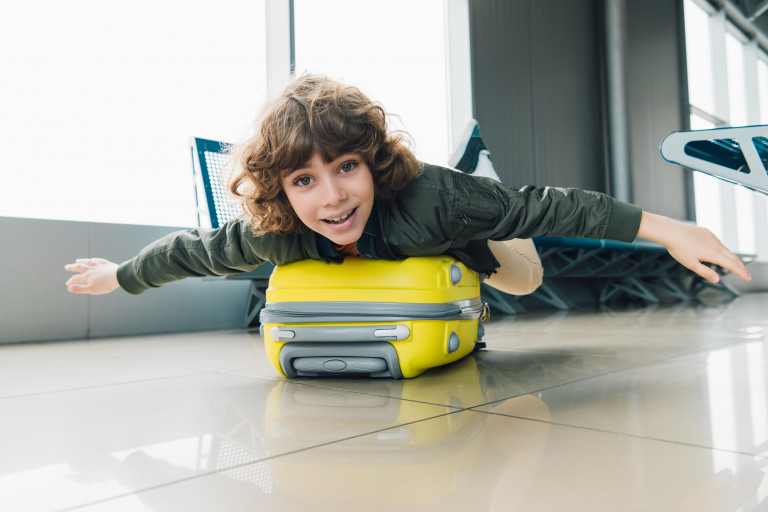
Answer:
[{"left": 228, "top": 74, "right": 422, "bottom": 235}]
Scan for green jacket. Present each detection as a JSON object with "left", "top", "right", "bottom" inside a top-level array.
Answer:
[{"left": 117, "top": 163, "right": 642, "bottom": 294}]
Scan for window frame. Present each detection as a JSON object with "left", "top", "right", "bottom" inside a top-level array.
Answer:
[{"left": 684, "top": 0, "right": 768, "bottom": 259}]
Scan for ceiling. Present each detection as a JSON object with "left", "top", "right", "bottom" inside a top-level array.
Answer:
[{"left": 729, "top": 0, "right": 768, "bottom": 37}]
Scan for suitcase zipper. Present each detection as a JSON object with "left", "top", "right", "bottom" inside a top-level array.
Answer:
[{"left": 259, "top": 297, "right": 486, "bottom": 324}]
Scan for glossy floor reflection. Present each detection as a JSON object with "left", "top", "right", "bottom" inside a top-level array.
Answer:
[{"left": 3, "top": 294, "right": 768, "bottom": 511}]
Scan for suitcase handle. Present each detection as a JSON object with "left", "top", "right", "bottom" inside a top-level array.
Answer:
[{"left": 270, "top": 324, "right": 411, "bottom": 342}]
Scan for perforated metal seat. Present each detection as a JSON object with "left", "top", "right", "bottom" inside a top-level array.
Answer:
[
  {"left": 190, "top": 137, "right": 275, "bottom": 327},
  {"left": 660, "top": 125, "right": 768, "bottom": 195}
]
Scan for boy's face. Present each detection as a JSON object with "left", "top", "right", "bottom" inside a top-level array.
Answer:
[{"left": 281, "top": 152, "right": 375, "bottom": 246}]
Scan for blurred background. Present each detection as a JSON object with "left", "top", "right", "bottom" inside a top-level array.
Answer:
[{"left": 1, "top": 0, "right": 767, "bottom": 343}]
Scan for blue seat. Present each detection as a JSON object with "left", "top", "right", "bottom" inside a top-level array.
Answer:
[{"left": 190, "top": 137, "right": 275, "bottom": 327}]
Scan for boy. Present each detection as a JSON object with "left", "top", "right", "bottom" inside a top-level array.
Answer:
[{"left": 65, "top": 75, "right": 751, "bottom": 295}]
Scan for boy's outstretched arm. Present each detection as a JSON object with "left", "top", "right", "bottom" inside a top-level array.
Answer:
[
  {"left": 65, "top": 258, "right": 120, "bottom": 294},
  {"left": 637, "top": 212, "right": 751, "bottom": 283}
]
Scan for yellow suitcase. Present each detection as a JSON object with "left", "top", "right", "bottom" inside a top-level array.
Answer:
[{"left": 259, "top": 256, "right": 488, "bottom": 378}]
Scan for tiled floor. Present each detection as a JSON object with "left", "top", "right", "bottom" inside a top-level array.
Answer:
[{"left": 3, "top": 293, "right": 768, "bottom": 511}]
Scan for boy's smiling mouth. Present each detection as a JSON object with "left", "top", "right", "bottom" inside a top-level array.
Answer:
[{"left": 323, "top": 207, "right": 357, "bottom": 224}]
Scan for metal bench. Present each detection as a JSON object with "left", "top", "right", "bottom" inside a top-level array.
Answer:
[
  {"left": 482, "top": 236, "right": 755, "bottom": 314},
  {"left": 661, "top": 124, "right": 768, "bottom": 195},
  {"left": 191, "top": 137, "right": 275, "bottom": 327},
  {"left": 191, "top": 136, "right": 756, "bottom": 322},
  {"left": 484, "top": 125, "right": 766, "bottom": 314}
]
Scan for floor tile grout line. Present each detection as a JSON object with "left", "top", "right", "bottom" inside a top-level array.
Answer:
[
  {"left": 83, "top": 347, "right": 244, "bottom": 369},
  {"left": 2, "top": 338, "right": 752, "bottom": 403},
  {"left": 57, "top": 401, "right": 768, "bottom": 512},
  {"left": 497, "top": 341, "right": 752, "bottom": 397},
  {"left": 216, "top": 346, "right": 691, "bottom": 409},
  {"left": 272, "top": 378, "right": 468, "bottom": 410},
  {"left": 657, "top": 337, "right": 768, "bottom": 364},
  {"left": 15, "top": 320, "right": 758, "bottom": 403},
  {"left": 0, "top": 366, "right": 302, "bottom": 402},
  {"left": 216, "top": 345, "right": 732, "bottom": 412},
  {"left": 478, "top": 358, "right": 664, "bottom": 401},
  {"left": 223, "top": 352, "right": 711, "bottom": 421},
  {"left": 81, "top": 348, "right": 301, "bottom": 384},
  {"left": 56, "top": 410, "right": 464, "bottom": 512},
  {"left": 91, "top": 322, "right": 765, "bottom": 372},
  {"left": 0, "top": 371, "right": 221, "bottom": 401},
  {"left": 484, "top": 336, "right": 762, "bottom": 362},
  {"left": 78, "top": 336, "right": 767, "bottom": 393},
  {"left": 208, "top": 368, "right": 469, "bottom": 408},
  {"left": 469, "top": 407, "right": 768, "bottom": 460},
  {"left": 453, "top": 352, "right": 728, "bottom": 418},
  {"left": 0, "top": 359, "right": 288, "bottom": 402}
]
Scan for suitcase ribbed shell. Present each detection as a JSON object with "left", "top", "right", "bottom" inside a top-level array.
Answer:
[{"left": 260, "top": 256, "right": 485, "bottom": 378}]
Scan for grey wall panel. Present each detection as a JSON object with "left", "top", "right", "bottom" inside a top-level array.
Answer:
[
  {"left": 0, "top": 217, "right": 89, "bottom": 343},
  {"left": 530, "top": 0, "right": 605, "bottom": 191},
  {"left": 87, "top": 277, "right": 250, "bottom": 338},
  {"left": 86, "top": 222, "right": 251, "bottom": 338},
  {"left": 469, "top": 0, "right": 606, "bottom": 191},
  {"left": 470, "top": 0, "right": 536, "bottom": 187},
  {"left": 0, "top": 217, "right": 251, "bottom": 344},
  {"left": 470, "top": 0, "right": 691, "bottom": 216},
  {"left": 625, "top": 0, "right": 688, "bottom": 219}
]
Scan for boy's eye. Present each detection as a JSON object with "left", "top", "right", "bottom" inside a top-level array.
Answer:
[
  {"left": 294, "top": 176, "right": 314, "bottom": 187},
  {"left": 339, "top": 161, "right": 357, "bottom": 173}
]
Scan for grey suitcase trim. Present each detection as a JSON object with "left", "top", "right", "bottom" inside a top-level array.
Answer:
[
  {"left": 270, "top": 324, "right": 411, "bottom": 342},
  {"left": 259, "top": 298, "right": 485, "bottom": 324},
  {"left": 279, "top": 342, "right": 403, "bottom": 378}
]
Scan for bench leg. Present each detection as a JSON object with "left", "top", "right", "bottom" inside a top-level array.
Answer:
[
  {"left": 600, "top": 277, "right": 660, "bottom": 304},
  {"left": 529, "top": 280, "right": 575, "bottom": 310},
  {"left": 243, "top": 280, "right": 268, "bottom": 328},
  {"left": 689, "top": 272, "right": 741, "bottom": 299},
  {"left": 481, "top": 284, "right": 526, "bottom": 315},
  {"left": 645, "top": 276, "right": 691, "bottom": 301}
]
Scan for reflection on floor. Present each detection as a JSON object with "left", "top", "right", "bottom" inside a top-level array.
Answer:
[{"left": 2, "top": 293, "right": 768, "bottom": 511}]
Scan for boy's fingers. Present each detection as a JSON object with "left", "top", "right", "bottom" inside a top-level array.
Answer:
[
  {"left": 65, "top": 263, "right": 95, "bottom": 273},
  {"left": 680, "top": 257, "right": 719, "bottom": 283},
  {"left": 713, "top": 249, "right": 751, "bottom": 281},
  {"left": 66, "top": 259, "right": 115, "bottom": 273},
  {"left": 691, "top": 255, "right": 750, "bottom": 283},
  {"left": 730, "top": 262, "right": 751, "bottom": 281},
  {"left": 697, "top": 264, "right": 720, "bottom": 283},
  {"left": 65, "top": 274, "right": 85, "bottom": 286}
]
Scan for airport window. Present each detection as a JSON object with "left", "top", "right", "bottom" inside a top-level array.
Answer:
[
  {"left": 292, "top": 0, "right": 464, "bottom": 167},
  {"left": 759, "top": 53, "right": 768, "bottom": 122},
  {"left": 0, "top": 0, "right": 268, "bottom": 227},
  {"left": 683, "top": 0, "right": 768, "bottom": 259},
  {"left": 685, "top": 0, "right": 716, "bottom": 115}
]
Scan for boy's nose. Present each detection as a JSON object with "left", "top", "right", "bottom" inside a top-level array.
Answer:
[{"left": 320, "top": 179, "right": 347, "bottom": 206}]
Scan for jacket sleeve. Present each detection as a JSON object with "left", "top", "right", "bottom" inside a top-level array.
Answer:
[
  {"left": 418, "top": 166, "right": 643, "bottom": 243},
  {"left": 116, "top": 219, "right": 311, "bottom": 294},
  {"left": 481, "top": 180, "right": 643, "bottom": 242}
]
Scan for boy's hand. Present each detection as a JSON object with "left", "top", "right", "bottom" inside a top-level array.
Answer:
[
  {"left": 65, "top": 258, "right": 120, "bottom": 294},
  {"left": 637, "top": 212, "right": 751, "bottom": 283}
]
